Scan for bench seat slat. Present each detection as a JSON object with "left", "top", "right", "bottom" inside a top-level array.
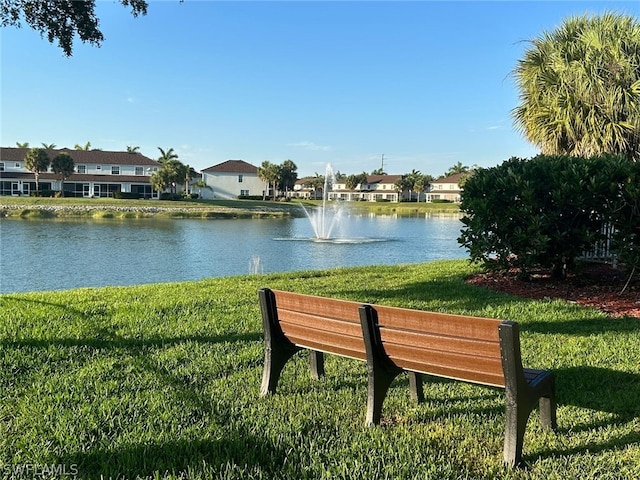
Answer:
[
  {"left": 383, "top": 342, "right": 506, "bottom": 387},
  {"left": 373, "top": 305, "right": 501, "bottom": 343},
  {"left": 380, "top": 328, "right": 501, "bottom": 358}
]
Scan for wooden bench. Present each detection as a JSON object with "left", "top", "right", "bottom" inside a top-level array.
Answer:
[
  {"left": 258, "top": 288, "right": 557, "bottom": 467},
  {"left": 258, "top": 288, "right": 367, "bottom": 395}
]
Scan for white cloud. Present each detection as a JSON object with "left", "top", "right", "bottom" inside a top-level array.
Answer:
[{"left": 287, "top": 141, "right": 332, "bottom": 152}]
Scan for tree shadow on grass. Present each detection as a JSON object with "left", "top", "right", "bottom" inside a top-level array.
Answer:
[
  {"left": 555, "top": 366, "right": 640, "bottom": 423},
  {"left": 61, "top": 435, "right": 286, "bottom": 480}
]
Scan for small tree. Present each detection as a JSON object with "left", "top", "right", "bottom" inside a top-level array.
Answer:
[
  {"left": 74, "top": 142, "right": 91, "bottom": 150},
  {"left": 51, "top": 152, "right": 75, "bottom": 196},
  {"left": 278, "top": 159, "right": 298, "bottom": 196},
  {"left": 24, "top": 148, "right": 50, "bottom": 195},
  {"left": 257, "top": 161, "right": 280, "bottom": 200},
  {"left": 303, "top": 174, "right": 325, "bottom": 200}
]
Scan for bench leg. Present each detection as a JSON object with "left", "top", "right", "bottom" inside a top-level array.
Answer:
[
  {"left": 261, "top": 341, "right": 300, "bottom": 396},
  {"left": 360, "top": 304, "right": 403, "bottom": 425},
  {"left": 310, "top": 350, "right": 325, "bottom": 379},
  {"left": 503, "top": 401, "right": 531, "bottom": 468},
  {"left": 409, "top": 372, "right": 424, "bottom": 403},
  {"left": 259, "top": 288, "right": 301, "bottom": 396},
  {"left": 538, "top": 374, "right": 557, "bottom": 431},
  {"left": 366, "top": 364, "right": 400, "bottom": 425}
]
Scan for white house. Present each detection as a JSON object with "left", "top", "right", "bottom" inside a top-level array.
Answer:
[
  {"left": 426, "top": 173, "right": 465, "bottom": 203},
  {"left": 0, "top": 147, "right": 162, "bottom": 198},
  {"left": 200, "top": 160, "right": 267, "bottom": 200},
  {"left": 290, "top": 174, "right": 405, "bottom": 202}
]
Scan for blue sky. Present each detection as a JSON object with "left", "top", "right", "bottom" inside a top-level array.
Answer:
[{"left": 2, "top": 1, "right": 639, "bottom": 178}]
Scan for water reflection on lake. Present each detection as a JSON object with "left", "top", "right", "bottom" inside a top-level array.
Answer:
[{"left": 0, "top": 213, "right": 467, "bottom": 294}]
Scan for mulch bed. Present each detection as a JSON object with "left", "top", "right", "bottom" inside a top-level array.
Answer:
[{"left": 466, "top": 262, "right": 640, "bottom": 319}]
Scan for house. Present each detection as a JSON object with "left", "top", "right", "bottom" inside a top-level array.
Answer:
[
  {"left": 0, "top": 147, "right": 162, "bottom": 198},
  {"left": 290, "top": 174, "right": 405, "bottom": 202},
  {"left": 426, "top": 173, "right": 466, "bottom": 203},
  {"left": 200, "top": 160, "right": 267, "bottom": 200}
]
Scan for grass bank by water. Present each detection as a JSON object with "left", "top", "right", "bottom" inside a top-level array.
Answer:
[
  {"left": 0, "top": 196, "right": 459, "bottom": 220},
  {"left": 1, "top": 260, "right": 638, "bottom": 479}
]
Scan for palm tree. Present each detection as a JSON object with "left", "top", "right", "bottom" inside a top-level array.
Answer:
[
  {"left": 192, "top": 179, "right": 213, "bottom": 198},
  {"left": 157, "top": 147, "right": 178, "bottom": 164},
  {"left": 257, "top": 161, "right": 280, "bottom": 200},
  {"left": 445, "top": 162, "right": 469, "bottom": 176},
  {"left": 183, "top": 165, "right": 197, "bottom": 195},
  {"left": 51, "top": 152, "right": 75, "bottom": 196},
  {"left": 41, "top": 143, "right": 56, "bottom": 149},
  {"left": 512, "top": 12, "right": 640, "bottom": 161},
  {"left": 126, "top": 146, "right": 140, "bottom": 153},
  {"left": 74, "top": 142, "right": 91, "bottom": 150},
  {"left": 24, "top": 148, "right": 50, "bottom": 195},
  {"left": 15, "top": 142, "right": 29, "bottom": 148},
  {"left": 278, "top": 159, "right": 298, "bottom": 196},
  {"left": 303, "top": 173, "right": 325, "bottom": 200}
]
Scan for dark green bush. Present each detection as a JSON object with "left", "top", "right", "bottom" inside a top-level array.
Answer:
[
  {"left": 237, "top": 195, "right": 266, "bottom": 200},
  {"left": 159, "top": 193, "right": 181, "bottom": 200},
  {"left": 458, "top": 154, "right": 632, "bottom": 279},
  {"left": 113, "top": 191, "right": 142, "bottom": 199},
  {"left": 607, "top": 160, "right": 640, "bottom": 275}
]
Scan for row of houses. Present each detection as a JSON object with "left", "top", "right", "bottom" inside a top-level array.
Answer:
[{"left": 0, "top": 147, "right": 464, "bottom": 202}]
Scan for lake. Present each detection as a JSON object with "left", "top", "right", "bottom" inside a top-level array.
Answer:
[{"left": 0, "top": 213, "right": 467, "bottom": 294}]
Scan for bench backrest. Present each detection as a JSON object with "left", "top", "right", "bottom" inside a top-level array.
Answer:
[
  {"left": 269, "top": 289, "right": 367, "bottom": 360},
  {"left": 362, "top": 304, "right": 506, "bottom": 388}
]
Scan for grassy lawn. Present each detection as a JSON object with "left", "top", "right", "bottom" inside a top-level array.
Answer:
[
  {"left": 1, "top": 260, "right": 638, "bottom": 479},
  {"left": 0, "top": 196, "right": 459, "bottom": 219}
]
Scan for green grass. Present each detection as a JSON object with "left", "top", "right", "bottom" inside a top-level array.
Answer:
[
  {"left": 0, "top": 196, "right": 459, "bottom": 219},
  {"left": 1, "top": 260, "right": 638, "bottom": 479}
]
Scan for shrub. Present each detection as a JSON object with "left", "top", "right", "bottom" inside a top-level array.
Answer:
[
  {"left": 607, "top": 160, "right": 640, "bottom": 275},
  {"left": 458, "top": 154, "right": 625, "bottom": 279},
  {"left": 113, "top": 192, "right": 142, "bottom": 200}
]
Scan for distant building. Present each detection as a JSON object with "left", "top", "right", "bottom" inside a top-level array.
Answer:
[
  {"left": 290, "top": 174, "right": 406, "bottom": 202},
  {"left": 426, "top": 173, "right": 466, "bottom": 203},
  {"left": 0, "top": 147, "right": 161, "bottom": 198},
  {"left": 200, "top": 160, "right": 267, "bottom": 200}
]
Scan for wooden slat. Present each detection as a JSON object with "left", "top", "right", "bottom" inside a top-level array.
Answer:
[
  {"left": 383, "top": 343, "right": 505, "bottom": 386},
  {"left": 278, "top": 310, "right": 363, "bottom": 337},
  {"left": 287, "top": 336, "right": 367, "bottom": 361},
  {"left": 394, "top": 357, "right": 505, "bottom": 388},
  {"left": 273, "top": 290, "right": 361, "bottom": 322},
  {"left": 282, "top": 322, "right": 366, "bottom": 359},
  {"left": 373, "top": 304, "right": 501, "bottom": 342},
  {"left": 380, "top": 327, "right": 501, "bottom": 358}
]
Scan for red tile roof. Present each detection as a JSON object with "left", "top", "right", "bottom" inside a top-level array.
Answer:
[
  {"left": 202, "top": 160, "right": 258, "bottom": 174},
  {"left": 1, "top": 147, "right": 160, "bottom": 166}
]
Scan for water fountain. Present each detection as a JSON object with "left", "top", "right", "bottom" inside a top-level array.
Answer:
[{"left": 300, "top": 163, "right": 344, "bottom": 241}]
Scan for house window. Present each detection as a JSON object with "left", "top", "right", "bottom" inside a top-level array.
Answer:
[
  {"left": 238, "top": 175, "right": 243, "bottom": 183},
  {"left": 77, "top": 165, "right": 86, "bottom": 174},
  {"left": 0, "top": 163, "right": 4, "bottom": 172},
  {"left": 96, "top": 165, "right": 102, "bottom": 171},
  {"left": 111, "top": 166, "right": 120, "bottom": 175},
  {"left": 135, "top": 166, "right": 143, "bottom": 175},
  {"left": 240, "top": 189, "right": 249, "bottom": 196}
]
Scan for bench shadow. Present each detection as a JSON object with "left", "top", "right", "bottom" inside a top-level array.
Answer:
[{"left": 535, "top": 366, "right": 640, "bottom": 461}]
